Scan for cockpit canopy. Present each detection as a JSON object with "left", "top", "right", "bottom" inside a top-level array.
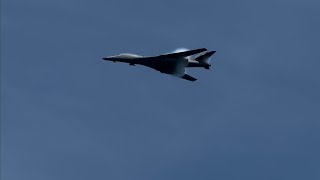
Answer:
[{"left": 114, "top": 53, "right": 143, "bottom": 59}]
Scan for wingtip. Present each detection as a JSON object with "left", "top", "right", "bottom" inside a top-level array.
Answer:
[{"left": 208, "top": 50, "right": 216, "bottom": 55}]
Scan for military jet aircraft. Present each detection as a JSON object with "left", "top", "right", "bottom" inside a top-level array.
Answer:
[{"left": 102, "top": 48, "right": 216, "bottom": 81}]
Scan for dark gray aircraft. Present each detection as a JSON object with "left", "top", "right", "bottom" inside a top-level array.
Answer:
[{"left": 102, "top": 48, "right": 216, "bottom": 81}]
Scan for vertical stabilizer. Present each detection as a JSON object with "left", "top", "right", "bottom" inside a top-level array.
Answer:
[{"left": 195, "top": 51, "right": 216, "bottom": 64}]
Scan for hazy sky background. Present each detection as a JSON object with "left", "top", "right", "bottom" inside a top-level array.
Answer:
[{"left": 1, "top": 0, "right": 320, "bottom": 179}]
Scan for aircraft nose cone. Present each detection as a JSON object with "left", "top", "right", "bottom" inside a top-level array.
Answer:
[{"left": 103, "top": 57, "right": 111, "bottom": 60}]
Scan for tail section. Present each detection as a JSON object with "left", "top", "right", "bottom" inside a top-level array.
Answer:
[
  {"left": 181, "top": 74, "right": 197, "bottom": 82},
  {"left": 195, "top": 51, "right": 216, "bottom": 64}
]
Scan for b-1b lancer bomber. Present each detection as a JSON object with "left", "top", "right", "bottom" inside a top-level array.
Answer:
[{"left": 102, "top": 48, "right": 216, "bottom": 81}]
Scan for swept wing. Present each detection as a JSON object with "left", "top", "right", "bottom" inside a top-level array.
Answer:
[{"left": 145, "top": 48, "right": 208, "bottom": 59}]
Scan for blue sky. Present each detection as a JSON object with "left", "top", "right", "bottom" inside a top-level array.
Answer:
[{"left": 1, "top": 0, "right": 320, "bottom": 179}]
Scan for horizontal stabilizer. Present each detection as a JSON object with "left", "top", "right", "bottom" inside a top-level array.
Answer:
[
  {"left": 158, "top": 48, "right": 207, "bottom": 59},
  {"left": 181, "top": 74, "right": 197, "bottom": 82}
]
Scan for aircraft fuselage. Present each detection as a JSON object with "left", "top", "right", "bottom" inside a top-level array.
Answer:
[{"left": 102, "top": 48, "right": 215, "bottom": 81}]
